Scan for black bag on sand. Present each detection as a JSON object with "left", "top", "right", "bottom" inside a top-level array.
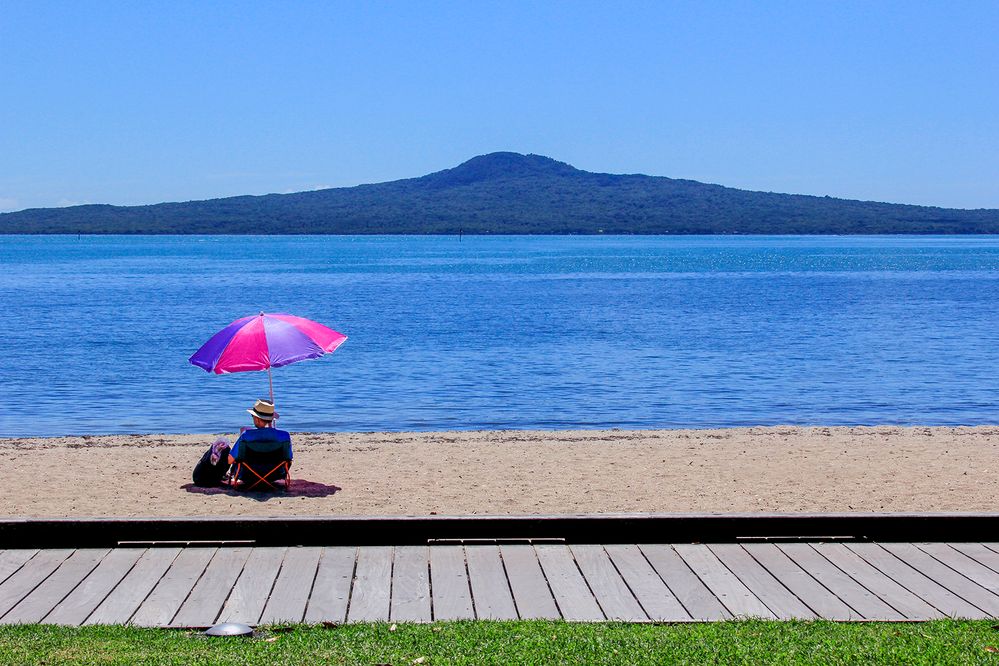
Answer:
[{"left": 192, "top": 445, "right": 230, "bottom": 487}]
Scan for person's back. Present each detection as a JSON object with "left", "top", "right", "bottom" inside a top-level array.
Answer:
[{"left": 230, "top": 426, "right": 293, "bottom": 462}]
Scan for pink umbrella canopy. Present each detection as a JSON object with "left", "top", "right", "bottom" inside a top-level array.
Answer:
[{"left": 189, "top": 312, "right": 347, "bottom": 403}]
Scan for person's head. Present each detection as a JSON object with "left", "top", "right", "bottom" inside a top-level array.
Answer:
[{"left": 247, "top": 398, "right": 276, "bottom": 427}]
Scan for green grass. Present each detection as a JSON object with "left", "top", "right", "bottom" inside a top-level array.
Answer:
[{"left": 2, "top": 620, "right": 999, "bottom": 665}]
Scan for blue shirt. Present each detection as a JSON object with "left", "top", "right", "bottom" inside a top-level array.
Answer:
[{"left": 230, "top": 427, "right": 293, "bottom": 461}]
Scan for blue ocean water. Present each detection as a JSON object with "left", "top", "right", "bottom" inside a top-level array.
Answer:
[{"left": 2, "top": 235, "right": 998, "bottom": 437}]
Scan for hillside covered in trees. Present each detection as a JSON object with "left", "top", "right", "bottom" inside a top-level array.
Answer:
[{"left": 3, "top": 152, "right": 998, "bottom": 234}]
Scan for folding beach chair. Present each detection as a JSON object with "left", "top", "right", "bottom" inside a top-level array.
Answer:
[{"left": 229, "top": 437, "right": 292, "bottom": 492}]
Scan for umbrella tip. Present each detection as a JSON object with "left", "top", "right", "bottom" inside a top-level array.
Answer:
[{"left": 259, "top": 311, "right": 265, "bottom": 316}]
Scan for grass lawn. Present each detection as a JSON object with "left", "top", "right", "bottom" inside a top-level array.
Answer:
[{"left": 2, "top": 620, "right": 999, "bottom": 665}]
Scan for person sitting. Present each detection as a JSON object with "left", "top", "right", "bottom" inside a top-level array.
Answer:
[{"left": 227, "top": 398, "right": 293, "bottom": 490}]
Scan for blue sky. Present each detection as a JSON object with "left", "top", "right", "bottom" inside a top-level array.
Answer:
[{"left": 1, "top": 0, "right": 997, "bottom": 212}]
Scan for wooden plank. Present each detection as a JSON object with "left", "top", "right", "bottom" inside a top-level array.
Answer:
[
  {"left": 85, "top": 548, "right": 181, "bottom": 625},
  {"left": 605, "top": 545, "right": 689, "bottom": 621},
  {"left": 950, "top": 543, "right": 999, "bottom": 576},
  {"left": 429, "top": 546, "right": 474, "bottom": 620},
  {"left": 219, "top": 547, "right": 286, "bottom": 625},
  {"left": 346, "top": 546, "right": 393, "bottom": 623},
  {"left": 305, "top": 547, "right": 357, "bottom": 624},
  {"left": 465, "top": 546, "right": 517, "bottom": 620},
  {"left": 571, "top": 545, "right": 646, "bottom": 621},
  {"left": 742, "top": 543, "right": 855, "bottom": 620},
  {"left": 846, "top": 543, "right": 988, "bottom": 619},
  {"left": 45, "top": 549, "right": 144, "bottom": 626},
  {"left": 172, "top": 548, "right": 251, "bottom": 627},
  {"left": 777, "top": 543, "right": 903, "bottom": 620},
  {"left": 130, "top": 548, "right": 215, "bottom": 627},
  {"left": 916, "top": 543, "right": 999, "bottom": 597},
  {"left": 813, "top": 543, "right": 942, "bottom": 619},
  {"left": 259, "top": 547, "right": 322, "bottom": 624},
  {"left": 881, "top": 542, "right": 999, "bottom": 617},
  {"left": 535, "top": 545, "right": 603, "bottom": 621},
  {"left": 639, "top": 545, "right": 730, "bottom": 620},
  {"left": 3, "top": 549, "right": 108, "bottom": 624},
  {"left": 0, "top": 549, "right": 73, "bottom": 620},
  {"left": 709, "top": 544, "right": 815, "bottom": 619},
  {"left": 674, "top": 544, "right": 774, "bottom": 619},
  {"left": 982, "top": 543, "right": 999, "bottom": 560},
  {"left": 389, "top": 546, "right": 430, "bottom": 623},
  {"left": 0, "top": 550, "right": 38, "bottom": 586},
  {"left": 499, "top": 545, "right": 559, "bottom": 620}
]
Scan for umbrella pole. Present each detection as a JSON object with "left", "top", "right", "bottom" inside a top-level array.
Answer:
[{"left": 267, "top": 367, "right": 274, "bottom": 406}]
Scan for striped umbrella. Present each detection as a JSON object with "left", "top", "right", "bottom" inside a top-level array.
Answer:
[{"left": 189, "top": 312, "right": 347, "bottom": 405}]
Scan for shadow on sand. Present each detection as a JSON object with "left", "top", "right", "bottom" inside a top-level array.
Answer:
[{"left": 182, "top": 479, "right": 341, "bottom": 501}]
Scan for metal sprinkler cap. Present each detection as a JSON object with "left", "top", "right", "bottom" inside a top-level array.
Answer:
[{"left": 204, "top": 622, "right": 253, "bottom": 637}]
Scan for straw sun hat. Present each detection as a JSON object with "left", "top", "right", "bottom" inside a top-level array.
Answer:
[{"left": 247, "top": 398, "right": 276, "bottom": 421}]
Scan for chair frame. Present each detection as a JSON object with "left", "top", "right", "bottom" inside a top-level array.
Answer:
[{"left": 230, "top": 460, "right": 292, "bottom": 492}]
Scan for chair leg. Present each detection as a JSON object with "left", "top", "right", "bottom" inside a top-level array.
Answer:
[{"left": 241, "top": 462, "right": 286, "bottom": 491}]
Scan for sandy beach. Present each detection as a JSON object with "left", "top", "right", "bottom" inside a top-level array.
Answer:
[{"left": 0, "top": 426, "right": 996, "bottom": 518}]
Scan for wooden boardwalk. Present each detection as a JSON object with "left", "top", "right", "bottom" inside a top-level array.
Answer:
[{"left": 4, "top": 542, "right": 999, "bottom": 625}]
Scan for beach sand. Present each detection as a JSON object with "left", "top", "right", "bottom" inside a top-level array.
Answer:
[{"left": 1, "top": 426, "right": 996, "bottom": 518}]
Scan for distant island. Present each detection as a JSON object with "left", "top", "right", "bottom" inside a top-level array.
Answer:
[{"left": 3, "top": 152, "right": 999, "bottom": 234}]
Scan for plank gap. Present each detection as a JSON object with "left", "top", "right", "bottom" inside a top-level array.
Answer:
[{"left": 497, "top": 547, "right": 520, "bottom": 619}]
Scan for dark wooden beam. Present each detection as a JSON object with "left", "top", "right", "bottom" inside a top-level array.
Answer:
[{"left": 2, "top": 513, "right": 998, "bottom": 548}]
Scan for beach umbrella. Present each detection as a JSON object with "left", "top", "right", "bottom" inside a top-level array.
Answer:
[{"left": 189, "top": 312, "right": 347, "bottom": 405}]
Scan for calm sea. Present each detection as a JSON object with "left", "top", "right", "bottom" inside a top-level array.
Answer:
[{"left": 2, "top": 235, "right": 998, "bottom": 437}]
